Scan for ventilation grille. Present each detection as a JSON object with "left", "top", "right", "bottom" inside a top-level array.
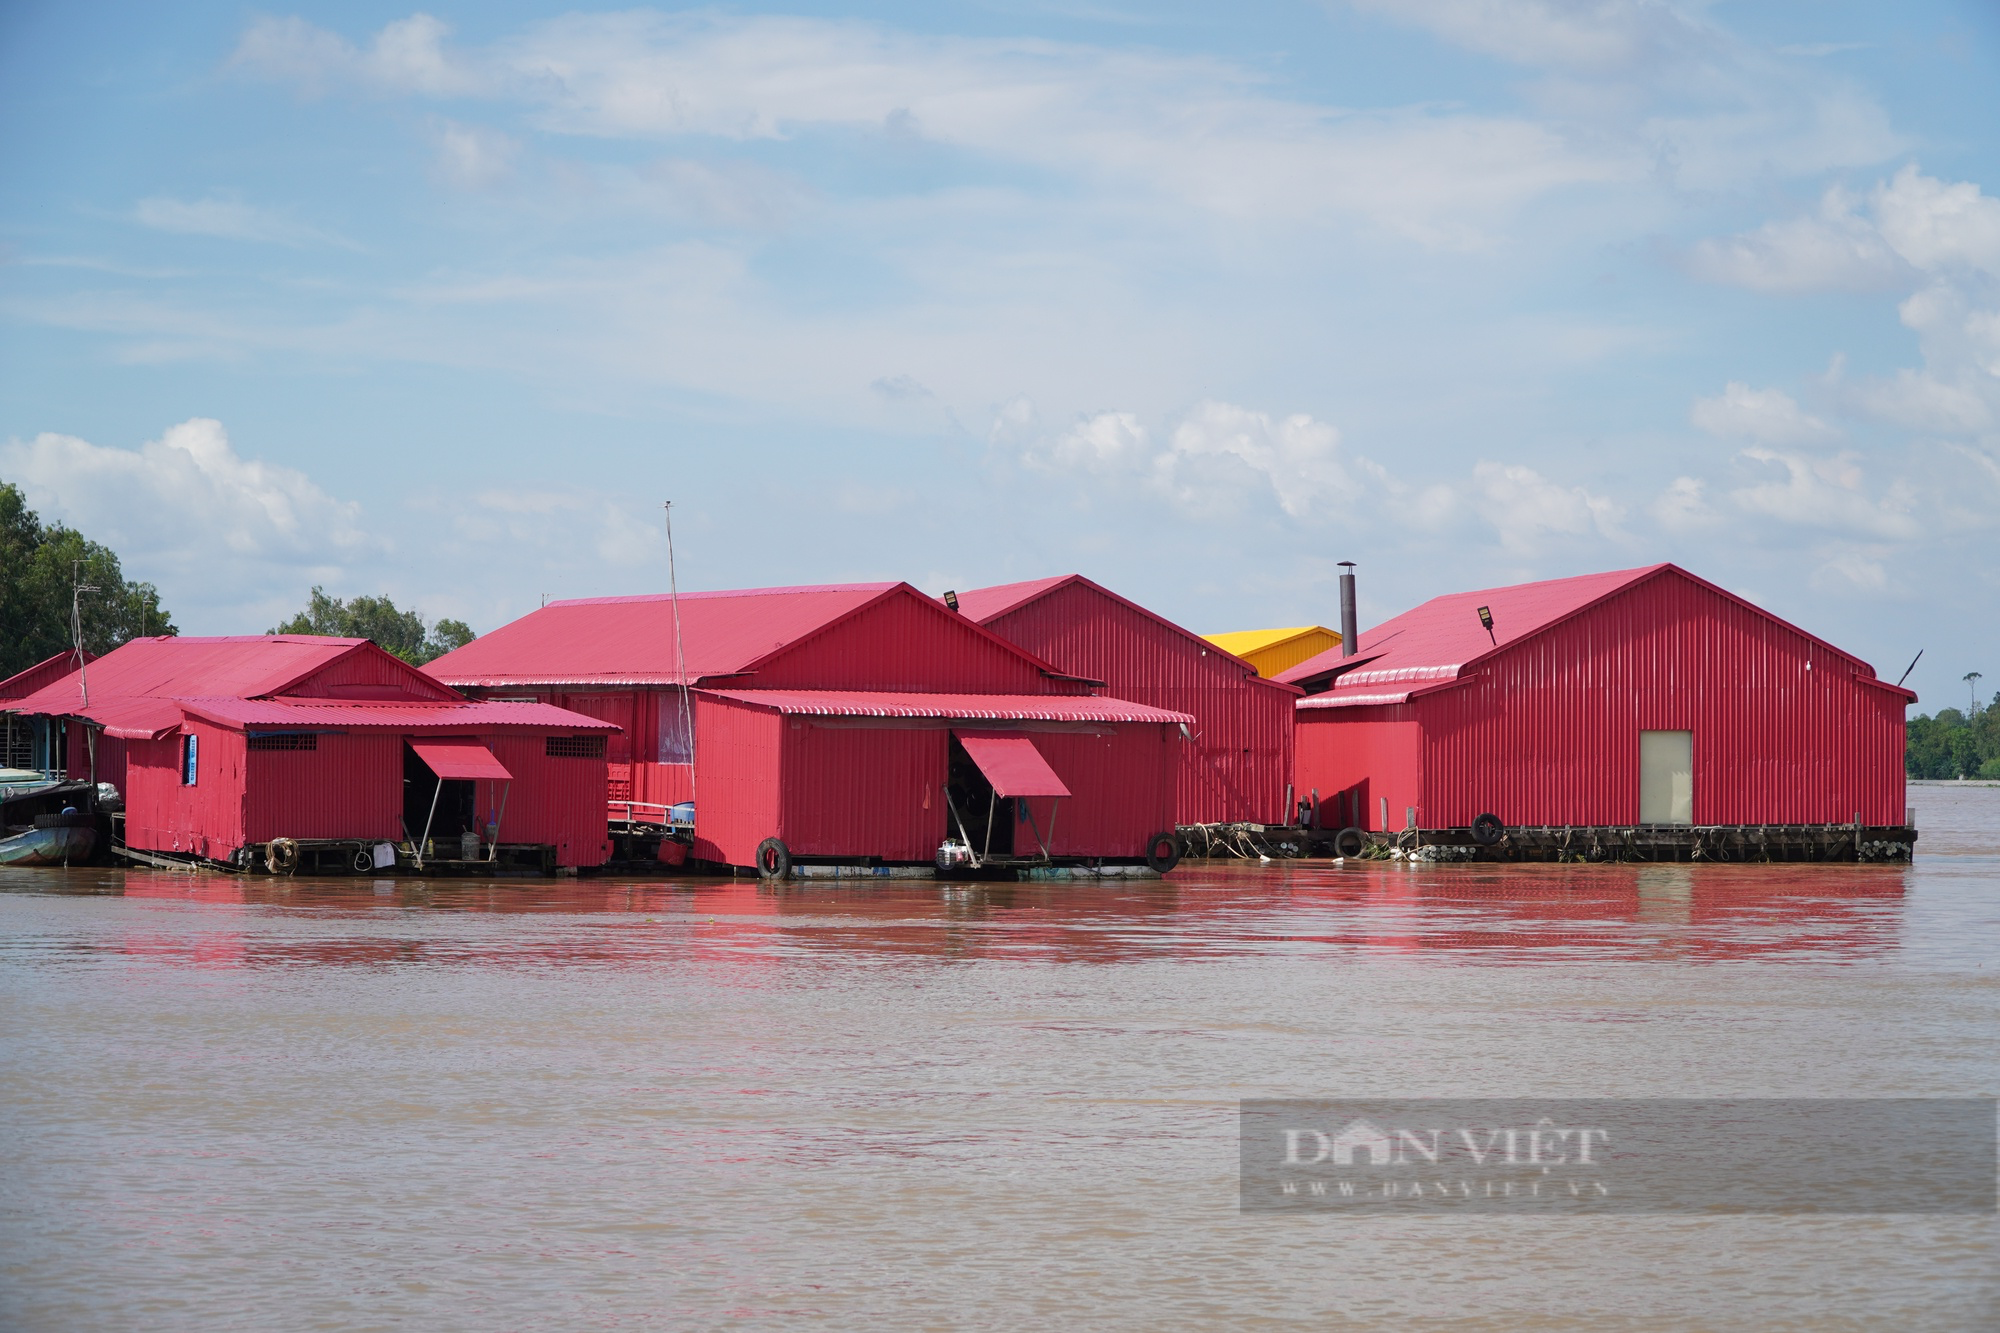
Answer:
[
  {"left": 248, "top": 733, "right": 318, "bottom": 751},
  {"left": 546, "top": 735, "right": 606, "bottom": 758}
]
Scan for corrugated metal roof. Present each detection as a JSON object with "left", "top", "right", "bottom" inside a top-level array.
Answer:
[
  {"left": 1277, "top": 566, "right": 1662, "bottom": 692},
  {"left": 1203, "top": 626, "right": 1333, "bottom": 657},
  {"left": 177, "top": 698, "right": 619, "bottom": 732},
  {"left": 699, "top": 689, "right": 1195, "bottom": 725},
  {"left": 426, "top": 583, "right": 899, "bottom": 686},
  {"left": 0, "top": 650, "right": 94, "bottom": 701},
  {"left": 1202, "top": 626, "right": 1341, "bottom": 677},
  {"left": 410, "top": 738, "right": 512, "bottom": 780},
  {"left": 951, "top": 576, "right": 1072, "bottom": 625},
  {"left": 954, "top": 574, "right": 1279, "bottom": 687},
  {"left": 955, "top": 733, "right": 1071, "bottom": 797},
  {"left": 1281, "top": 563, "right": 1913, "bottom": 705},
  {"left": 8, "top": 636, "right": 375, "bottom": 715},
  {"left": 86, "top": 697, "right": 187, "bottom": 741},
  {"left": 428, "top": 581, "right": 1080, "bottom": 688}
]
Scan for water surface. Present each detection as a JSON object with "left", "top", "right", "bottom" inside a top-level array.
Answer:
[{"left": 3, "top": 786, "right": 1996, "bottom": 1329}]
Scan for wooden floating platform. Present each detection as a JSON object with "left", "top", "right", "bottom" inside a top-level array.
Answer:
[{"left": 1178, "top": 822, "right": 1917, "bottom": 864}]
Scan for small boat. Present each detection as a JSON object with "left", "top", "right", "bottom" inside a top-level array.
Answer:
[{"left": 0, "top": 813, "right": 98, "bottom": 866}]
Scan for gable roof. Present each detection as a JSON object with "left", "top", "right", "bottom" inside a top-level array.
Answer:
[
  {"left": 5, "top": 635, "right": 607, "bottom": 739},
  {"left": 1202, "top": 626, "right": 1340, "bottom": 677},
  {"left": 426, "top": 581, "right": 1073, "bottom": 688},
  {"left": 953, "top": 574, "right": 1297, "bottom": 694},
  {"left": 952, "top": 576, "right": 1073, "bottom": 625},
  {"left": 1278, "top": 563, "right": 1915, "bottom": 706},
  {"left": 10, "top": 636, "right": 388, "bottom": 712},
  {"left": 0, "top": 650, "right": 95, "bottom": 701}
]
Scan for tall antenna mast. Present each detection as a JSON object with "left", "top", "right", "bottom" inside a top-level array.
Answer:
[
  {"left": 665, "top": 502, "right": 695, "bottom": 808},
  {"left": 72, "top": 560, "right": 99, "bottom": 707}
]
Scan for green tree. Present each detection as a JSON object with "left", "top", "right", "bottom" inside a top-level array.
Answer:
[
  {"left": 1906, "top": 695, "right": 2000, "bottom": 779},
  {"left": 0, "top": 481, "right": 175, "bottom": 679},
  {"left": 270, "top": 586, "right": 475, "bottom": 665}
]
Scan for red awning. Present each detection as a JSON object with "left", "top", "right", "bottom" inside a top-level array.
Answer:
[
  {"left": 954, "top": 732, "right": 1070, "bottom": 798},
  {"left": 409, "top": 739, "right": 512, "bottom": 781}
]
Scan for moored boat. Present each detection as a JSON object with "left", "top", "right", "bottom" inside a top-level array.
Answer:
[{"left": 0, "top": 813, "right": 98, "bottom": 866}]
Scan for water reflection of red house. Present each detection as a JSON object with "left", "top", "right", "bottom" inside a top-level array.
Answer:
[{"left": 101, "top": 863, "right": 1905, "bottom": 968}]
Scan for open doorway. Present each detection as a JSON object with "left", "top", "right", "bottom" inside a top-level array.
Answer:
[
  {"left": 404, "top": 743, "right": 475, "bottom": 842},
  {"left": 944, "top": 734, "right": 1014, "bottom": 858}
]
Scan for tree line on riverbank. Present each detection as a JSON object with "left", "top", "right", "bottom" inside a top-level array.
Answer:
[{"left": 1906, "top": 699, "right": 2000, "bottom": 779}]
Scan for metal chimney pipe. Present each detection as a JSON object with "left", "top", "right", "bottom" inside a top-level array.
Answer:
[{"left": 1338, "top": 561, "right": 1358, "bottom": 657}]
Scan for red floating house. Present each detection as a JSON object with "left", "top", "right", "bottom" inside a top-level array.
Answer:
[
  {"left": 425, "top": 583, "right": 1192, "bottom": 873},
  {"left": 953, "top": 575, "right": 1299, "bottom": 826},
  {"left": 7, "top": 636, "right": 618, "bottom": 872},
  {"left": 1278, "top": 563, "right": 1913, "bottom": 832},
  {"left": 1, "top": 650, "right": 92, "bottom": 772}
]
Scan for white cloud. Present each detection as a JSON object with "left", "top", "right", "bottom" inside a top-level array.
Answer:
[
  {"left": 1037, "top": 411, "right": 1152, "bottom": 475},
  {"left": 232, "top": 11, "right": 1624, "bottom": 246},
  {"left": 1729, "top": 447, "right": 1919, "bottom": 540},
  {"left": 431, "top": 120, "right": 519, "bottom": 189},
  {"left": 1692, "top": 166, "right": 2000, "bottom": 294},
  {"left": 1685, "top": 186, "right": 1905, "bottom": 292},
  {"left": 1156, "top": 403, "right": 1352, "bottom": 518},
  {"left": 133, "top": 194, "right": 354, "bottom": 249},
  {"left": 231, "top": 12, "right": 482, "bottom": 97},
  {"left": 0, "top": 420, "right": 380, "bottom": 622},
  {"left": 1690, "top": 382, "right": 1839, "bottom": 444},
  {"left": 1847, "top": 369, "right": 1992, "bottom": 436},
  {"left": 1467, "top": 460, "right": 1625, "bottom": 552},
  {"left": 1347, "top": 0, "right": 1709, "bottom": 73},
  {"left": 1809, "top": 542, "right": 1891, "bottom": 592},
  {"left": 1871, "top": 165, "right": 2000, "bottom": 276},
  {"left": 1651, "top": 475, "right": 1719, "bottom": 532}
]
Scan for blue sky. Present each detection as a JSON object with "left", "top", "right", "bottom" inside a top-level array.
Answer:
[{"left": 2, "top": 1, "right": 1997, "bottom": 711}]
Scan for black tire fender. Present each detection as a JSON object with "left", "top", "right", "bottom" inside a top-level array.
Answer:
[
  {"left": 756, "top": 837, "right": 793, "bottom": 880},
  {"left": 1145, "top": 831, "right": 1182, "bottom": 874},
  {"left": 267, "top": 838, "right": 299, "bottom": 873},
  {"left": 1331, "top": 826, "right": 1367, "bottom": 858},
  {"left": 1471, "top": 813, "right": 1505, "bottom": 846}
]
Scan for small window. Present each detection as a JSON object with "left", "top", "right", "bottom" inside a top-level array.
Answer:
[
  {"left": 181, "top": 732, "right": 199, "bottom": 786},
  {"left": 248, "top": 733, "right": 318, "bottom": 751},
  {"left": 546, "top": 735, "right": 607, "bottom": 759},
  {"left": 658, "top": 700, "right": 693, "bottom": 764}
]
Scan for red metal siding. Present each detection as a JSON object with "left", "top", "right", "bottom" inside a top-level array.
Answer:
[
  {"left": 779, "top": 723, "right": 948, "bottom": 861},
  {"left": 280, "top": 648, "right": 458, "bottom": 700},
  {"left": 752, "top": 592, "right": 1069, "bottom": 694},
  {"left": 124, "top": 722, "right": 247, "bottom": 859},
  {"left": 982, "top": 581, "right": 1293, "bottom": 824},
  {"left": 243, "top": 733, "right": 401, "bottom": 843},
  {"left": 65, "top": 725, "right": 129, "bottom": 790},
  {"left": 1028, "top": 724, "right": 1178, "bottom": 856},
  {"left": 1294, "top": 706, "right": 1423, "bottom": 832},
  {"left": 1418, "top": 573, "right": 1907, "bottom": 827},
  {"left": 482, "top": 733, "right": 611, "bottom": 867},
  {"left": 692, "top": 696, "right": 782, "bottom": 867},
  {"left": 554, "top": 691, "right": 644, "bottom": 763}
]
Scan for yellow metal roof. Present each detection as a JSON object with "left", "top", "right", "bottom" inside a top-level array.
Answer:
[{"left": 1203, "top": 626, "right": 1341, "bottom": 677}]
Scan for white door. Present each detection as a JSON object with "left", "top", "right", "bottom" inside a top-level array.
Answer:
[{"left": 1639, "top": 730, "right": 1693, "bottom": 825}]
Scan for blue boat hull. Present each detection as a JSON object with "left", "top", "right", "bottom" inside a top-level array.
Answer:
[{"left": 0, "top": 823, "right": 98, "bottom": 866}]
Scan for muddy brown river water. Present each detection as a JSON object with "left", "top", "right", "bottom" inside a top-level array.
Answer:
[{"left": 3, "top": 786, "right": 1997, "bottom": 1330}]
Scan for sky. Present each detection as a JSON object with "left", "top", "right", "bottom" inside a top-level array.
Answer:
[{"left": 1, "top": 0, "right": 1997, "bottom": 713}]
